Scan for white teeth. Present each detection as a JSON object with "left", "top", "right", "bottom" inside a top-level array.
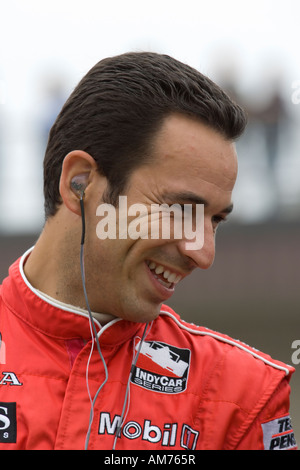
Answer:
[
  {"left": 148, "top": 261, "right": 182, "bottom": 284},
  {"left": 155, "top": 265, "right": 164, "bottom": 275},
  {"left": 167, "top": 273, "right": 177, "bottom": 283}
]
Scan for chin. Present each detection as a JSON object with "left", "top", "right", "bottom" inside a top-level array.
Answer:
[{"left": 121, "top": 302, "right": 162, "bottom": 324}]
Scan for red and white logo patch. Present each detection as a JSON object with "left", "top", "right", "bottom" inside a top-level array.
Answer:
[{"left": 131, "top": 340, "right": 191, "bottom": 394}]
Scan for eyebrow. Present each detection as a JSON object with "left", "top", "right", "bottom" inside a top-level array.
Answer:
[{"left": 161, "top": 191, "right": 234, "bottom": 215}]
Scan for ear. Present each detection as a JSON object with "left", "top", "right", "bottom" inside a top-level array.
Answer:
[{"left": 59, "top": 150, "right": 98, "bottom": 216}]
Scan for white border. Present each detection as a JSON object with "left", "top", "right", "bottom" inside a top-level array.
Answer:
[
  {"left": 160, "top": 310, "right": 291, "bottom": 376},
  {"left": 19, "top": 247, "right": 102, "bottom": 327}
]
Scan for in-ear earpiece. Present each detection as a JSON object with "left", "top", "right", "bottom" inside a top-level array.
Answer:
[{"left": 70, "top": 174, "right": 88, "bottom": 199}]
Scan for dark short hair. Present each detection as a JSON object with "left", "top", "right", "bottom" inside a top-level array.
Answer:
[{"left": 43, "top": 51, "right": 247, "bottom": 218}]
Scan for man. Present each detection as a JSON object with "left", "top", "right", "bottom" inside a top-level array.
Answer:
[{"left": 0, "top": 52, "right": 297, "bottom": 450}]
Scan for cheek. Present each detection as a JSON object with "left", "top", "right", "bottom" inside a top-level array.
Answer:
[{"left": 86, "top": 235, "right": 135, "bottom": 281}]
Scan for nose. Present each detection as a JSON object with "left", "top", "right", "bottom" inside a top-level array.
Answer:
[{"left": 178, "top": 221, "right": 216, "bottom": 270}]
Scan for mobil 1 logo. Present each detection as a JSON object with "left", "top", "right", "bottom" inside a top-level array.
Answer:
[{"left": 0, "top": 402, "right": 17, "bottom": 443}]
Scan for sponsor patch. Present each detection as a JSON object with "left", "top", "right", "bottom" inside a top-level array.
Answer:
[
  {"left": 0, "top": 372, "right": 22, "bottom": 386},
  {"left": 261, "top": 415, "right": 297, "bottom": 450},
  {"left": 98, "top": 412, "right": 199, "bottom": 449},
  {"left": 0, "top": 402, "right": 17, "bottom": 443},
  {"left": 132, "top": 340, "right": 190, "bottom": 394}
]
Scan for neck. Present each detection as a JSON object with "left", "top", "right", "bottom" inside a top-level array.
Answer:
[{"left": 23, "top": 211, "right": 114, "bottom": 326}]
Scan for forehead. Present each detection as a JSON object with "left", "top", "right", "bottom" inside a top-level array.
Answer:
[{"left": 150, "top": 113, "right": 238, "bottom": 191}]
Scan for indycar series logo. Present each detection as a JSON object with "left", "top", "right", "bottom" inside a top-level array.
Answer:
[{"left": 131, "top": 340, "right": 191, "bottom": 394}]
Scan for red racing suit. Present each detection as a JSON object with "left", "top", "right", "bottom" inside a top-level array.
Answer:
[{"left": 0, "top": 251, "right": 297, "bottom": 450}]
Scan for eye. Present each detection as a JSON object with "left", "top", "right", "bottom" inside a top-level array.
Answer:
[
  {"left": 212, "top": 214, "right": 227, "bottom": 231},
  {"left": 213, "top": 215, "right": 226, "bottom": 224}
]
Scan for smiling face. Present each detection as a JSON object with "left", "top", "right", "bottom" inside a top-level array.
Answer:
[{"left": 83, "top": 113, "right": 238, "bottom": 322}]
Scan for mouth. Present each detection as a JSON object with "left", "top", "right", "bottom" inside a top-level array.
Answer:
[{"left": 146, "top": 260, "right": 182, "bottom": 291}]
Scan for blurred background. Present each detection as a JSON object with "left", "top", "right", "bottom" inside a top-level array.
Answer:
[{"left": 0, "top": 0, "right": 299, "bottom": 447}]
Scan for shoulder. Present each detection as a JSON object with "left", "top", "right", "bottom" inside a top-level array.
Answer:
[
  {"left": 158, "top": 304, "right": 294, "bottom": 378},
  {"left": 155, "top": 306, "right": 296, "bottom": 449}
]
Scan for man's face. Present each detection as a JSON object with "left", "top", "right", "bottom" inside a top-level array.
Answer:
[{"left": 84, "top": 114, "right": 238, "bottom": 322}]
